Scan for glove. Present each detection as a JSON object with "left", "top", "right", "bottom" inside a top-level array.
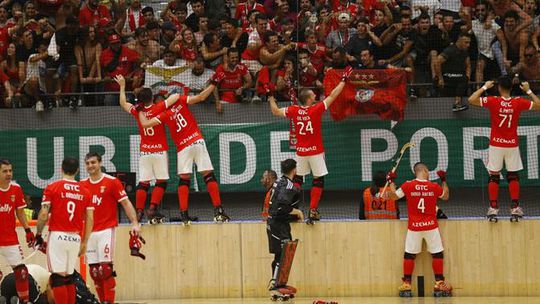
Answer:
[
  {"left": 25, "top": 228, "right": 35, "bottom": 247},
  {"left": 437, "top": 170, "right": 447, "bottom": 182},
  {"left": 264, "top": 83, "right": 277, "bottom": 98},
  {"left": 341, "top": 66, "right": 353, "bottom": 82},
  {"left": 210, "top": 71, "right": 225, "bottom": 85},
  {"left": 129, "top": 231, "right": 146, "bottom": 260},
  {"left": 386, "top": 171, "right": 397, "bottom": 183},
  {"left": 37, "top": 241, "right": 47, "bottom": 254},
  {"left": 35, "top": 234, "right": 44, "bottom": 247}
]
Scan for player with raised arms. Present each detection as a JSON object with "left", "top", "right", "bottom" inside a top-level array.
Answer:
[
  {"left": 385, "top": 163, "right": 452, "bottom": 297},
  {"left": 268, "top": 66, "right": 352, "bottom": 224},
  {"left": 81, "top": 152, "right": 141, "bottom": 304},
  {"left": 35, "top": 157, "right": 94, "bottom": 304},
  {"left": 137, "top": 73, "right": 231, "bottom": 224},
  {"left": 0, "top": 158, "right": 35, "bottom": 303},
  {"left": 468, "top": 76, "right": 540, "bottom": 222}
]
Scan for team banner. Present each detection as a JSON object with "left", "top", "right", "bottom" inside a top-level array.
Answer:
[
  {"left": 1, "top": 119, "right": 539, "bottom": 195},
  {"left": 323, "top": 68, "right": 408, "bottom": 121},
  {"left": 144, "top": 65, "right": 191, "bottom": 97}
]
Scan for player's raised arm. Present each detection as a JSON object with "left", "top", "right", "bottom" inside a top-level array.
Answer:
[
  {"left": 520, "top": 82, "right": 540, "bottom": 108},
  {"left": 268, "top": 95, "right": 286, "bottom": 117},
  {"left": 384, "top": 172, "right": 402, "bottom": 201},
  {"left": 120, "top": 198, "right": 141, "bottom": 236},
  {"left": 468, "top": 80, "right": 494, "bottom": 107},
  {"left": 187, "top": 72, "right": 224, "bottom": 105},
  {"left": 138, "top": 111, "right": 162, "bottom": 128},
  {"left": 437, "top": 170, "right": 450, "bottom": 201},
  {"left": 114, "top": 75, "right": 133, "bottom": 113},
  {"left": 322, "top": 66, "right": 353, "bottom": 108}
]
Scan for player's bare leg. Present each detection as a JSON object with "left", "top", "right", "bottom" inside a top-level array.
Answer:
[
  {"left": 399, "top": 252, "right": 415, "bottom": 297},
  {"left": 507, "top": 171, "right": 523, "bottom": 222},
  {"left": 135, "top": 181, "right": 150, "bottom": 222},
  {"left": 487, "top": 172, "right": 500, "bottom": 222},
  {"left": 202, "top": 171, "right": 230, "bottom": 222}
]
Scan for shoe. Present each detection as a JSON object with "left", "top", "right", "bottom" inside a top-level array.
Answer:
[
  {"left": 214, "top": 206, "right": 230, "bottom": 222},
  {"left": 69, "top": 97, "right": 77, "bottom": 110},
  {"left": 452, "top": 104, "right": 469, "bottom": 112},
  {"left": 409, "top": 88, "right": 417, "bottom": 100},
  {"left": 251, "top": 95, "right": 262, "bottom": 103},
  {"left": 434, "top": 280, "right": 452, "bottom": 296},
  {"left": 35, "top": 101, "right": 44, "bottom": 112},
  {"left": 510, "top": 206, "right": 524, "bottom": 217}
]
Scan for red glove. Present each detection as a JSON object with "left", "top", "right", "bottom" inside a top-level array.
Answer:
[
  {"left": 210, "top": 71, "right": 225, "bottom": 85},
  {"left": 341, "top": 66, "right": 353, "bottom": 82},
  {"left": 38, "top": 241, "right": 47, "bottom": 254},
  {"left": 386, "top": 171, "right": 397, "bottom": 183},
  {"left": 437, "top": 170, "right": 447, "bottom": 182},
  {"left": 25, "top": 228, "right": 35, "bottom": 248},
  {"left": 264, "top": 83, "right": 277, "bottom": 97},
  {"left": 129, "top": 231, "right": 146, "bottom": 260}
]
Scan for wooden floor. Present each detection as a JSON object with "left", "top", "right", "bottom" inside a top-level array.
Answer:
[{"left": 119, "top": 297, "right": 540, "bottom": 304}]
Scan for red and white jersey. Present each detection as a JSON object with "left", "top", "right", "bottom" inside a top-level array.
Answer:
[
  {"left": 0, "top": 182, "right": 26, "bottom": 246},
  {"left": 215, "top": 63, "right": 249, "bottom": 103},
  {"left": 130, "top": 101, "right": 169, "bottom": 153},
  {"left": 156, "top": 95, "right": 203, "bottom": 152},
  {"left": 396, "top": 179, "right": 444, "bottom": 231},
  {"left": 235, "top": 2, "right": 265, "bottom": 30},
  {"left": 41, "top": 179, "right": 94, "bottom": 233},
  {"left": 297, "top": 43, "right": 327, "bottom": 73},
  {"left": 285, "top": 102, "right": 327, "bottom": 156},
  {"left": 80, "top": 174, "right": 128, "bottom": 232},
  {"left": 480, "top": 96, "right": 533, "bottom": 148}
]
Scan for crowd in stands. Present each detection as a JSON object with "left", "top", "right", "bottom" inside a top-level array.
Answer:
[{"left": 1, "top": 0, "right": 540, "bottom": 111}]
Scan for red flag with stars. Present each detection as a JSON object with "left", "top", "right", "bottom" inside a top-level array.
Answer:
[{"left": 323, "top": 68, "right": 408, "bottom": 121}]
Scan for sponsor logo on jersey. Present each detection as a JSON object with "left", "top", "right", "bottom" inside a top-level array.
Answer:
[
  {"left": 10, "top": 195, "right": 15, "bottom": 202},
  {"left": 0, "top": 203, "right": 13, "bottom": 213},
  {"left": 412, "top": 220, "right": 435, "bottom": 228},
  {"left": 100, "top": 186, "right": 106, "bottom": 194}
]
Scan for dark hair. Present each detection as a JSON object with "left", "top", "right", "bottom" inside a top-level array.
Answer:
[
  {"left": 0, "top": 158, "right": 11, "bottom": 167},
  {"left": 280, "top": 159, "right": 297, "bottom": 174},
  {"left": 134, "top": 27, "right": 147, "bottom": 37},
  {"left": 227, "top": 47, "right": 239, "bottom": 56},
  {"left": 191, "top": 0, "right": 203, "bottom": 5},
  {"left": 85, "top": 152, "right": 102, "bottom": 162},
  {"left": 146, "top": 20, "right": 159, "bottom": 30},
  {"left": 208, "top": 19, "right": 221, "bottom": 31},
  {"left": 498, "top": 75, "right": 513, "bottom": 91},
  {"left": 458, "top": 32, "right": 471, "bottom": 40},
  {"left": 360, "top": 48, "right": 372, "bottom": 55},
  {"left": 504, "top": 10, "right": 519, "bottom": 21},
  {"left": 203, "top": 32, "right": 217, "bottom": 46},
  {"left": 66, "top": 16, "right": 79, "bottom": 25},
  {"left": 163, "top": 48, "right": 175, "bottom": 56},
  {"left": 137, "top": 87, "right": 153, "bottom": 104},
  {"left": 333, "top": 46, "right": 347, "bottom": 56},
  {"left": 418, "top": 13, "right": 430, "bottom": 21},
  {"left": 256, "top": 13, "right": 268, "bottom": 22},
  {"left": 224, "top": 18, "right": 239, "bottom": 27},
  {"left": 176, "top": 3, "right": 187, "bottom": 13},
  {"left": 356, "top": 16, "right": 370, "bottom": 25},
  {"left": 298, "top": 48, "right": 309, "bottom": 57},
  {"left": 263, "top": 31, "right": 278, "bottom": 43},
  {"left": 265, "top": 169, "right": 278, "bottom": 180},
  {"left": 62, "top": 157, "right": 79, "bottom": 175},
  {"left": 370, "top": 171, "right": 386, "bottom": 195},
  {"left": 141, "top": 6, "right": 154, "bottom": 14}
]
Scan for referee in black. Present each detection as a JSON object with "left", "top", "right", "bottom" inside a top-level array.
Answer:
[{"left": 267, "top": 159, "right": 304, "bottom": 289}]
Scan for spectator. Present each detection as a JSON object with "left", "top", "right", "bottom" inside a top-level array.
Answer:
[
  {"left": 141, "top": 6, "right": 155, "bottom": 24},
  {"left": 126, "top": 27, "right": 160, "bottom": 65},
  {"left": 0, "top": 7, "right": 15, "bottom": 29},
  {"left": 221, "top": 18, "right": 248, "bottom": 55},
  {"left": 270, "top": 0, "right": 296, "bottom": 32},
  {"left": 493, "top": 10, "right": 531, "bottom": 76},
  {"left": 435, "top": 33, "right": 471, "bottom": 112},
  {"left": 145, "top": 20, "right": 160, "bottom": 43},
  {"left": 411, "top": 0, "right": 440, "bottom": 21},
  {"left": 276, "top": 55, "right": 297, "bottom": 101},
  {"left": 330, "top": 46, "right": 349, "bottom": 69},
  {"left": 0, "top": 66, "right": 12, "bottom": 107},
  {"left": 315, "top": 5, "right": 333, "bottom": 43},
  {"left": 346, "top": 17, "right": 383, "bottom": 65},
  {"left": 491, "top": 0, "right": 528, "bottom": 19},
  {"left": 1, "top": 43, "right": 19, "bottom": 106},
  {"left": 160, "top": 21, "right": 177, "bottom": 52},
  {"left": 370, "top": 7, "right": 393, "bottom": 59},
  {"left": 152, "top": 49, "right": 186, "bottom": 67},
  {"left": 75, "top": 26, "right": 102, "bottom": 106},
  {"left": 123, "top": 0, "right": 145, "bottom": 37},
  {"left": 326, "top": 12, "right": 356, "bottom": 50},
  {"left": 298, "top": 32, "right": 328, "bottom": 76},
  {"left": 16, "top": 29, "right": 36, "bottom": 72},
  {"left": 22, "top": 1, "right": 38, "bottom": 32},
  {"left": 186, "top": 56, "right": 217, "bottom": 110},
  {"left": 413, "top": 14, "right": 436, "bottom": 92},
  {"left": 514, "top": 45, "right": 540, "bottom": 92},
  {"left": 24, "top": 40, "right": 48, "bottom": 110},
  {"left": 241, "top": 13, "right": 269, "bottom": 75},
  {"left": 201, "top": 32, "right": 226, "bottom": 70},
  {"left": 259, "top": 31, "right": 295, "bottom": 72},
  {"left": 215, "top": 48, "right": 252, "bottom": 103},
  {"left": 297, "top": 0, "right": 315, "bottom": 34},
  {"left": 170, "top": 28, "right": 199, "bottom": 67},
  {"left": 380, "top": 15, "right": 415, "bottom": 69},
  {"left": 79, "top": 0, "right": 111, "bottom": 27},
  {"left": 194, "top": 14, "right": 209, "bottom": 45},
  {"left": 185, "top": 0, "right": 205, "bottom": 32},
  {"left": 169, "top": 3, "right": 188, "bottom": 33},
  {"left": 235, "top": 0, "right": 266, "bottom": 30},
  {"left": 359, "top": 171, "right": 399, "bottom": 220},
  {"left": 34, "top": 15, "right": 54, "bottom": 45},
  {"left": 358, "top": 48, "right": 392, "bottom": 69},
  {"left": 298, "top": 49, "right": 321, "bottom": 91},
  {"left": 100, "top": 33, "right": 141, "bottom": 105},
  {"left": 278, "top": 17, "right": 298, "bottom": 44}
]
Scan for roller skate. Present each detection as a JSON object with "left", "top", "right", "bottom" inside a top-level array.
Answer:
[
  {"left": 487, "top": 207, "right": 499, "bottom": 223},
  {"left": 313, "top": 301, "right": 338, "bottom": 304},
  {"left": 147, "top": 207, "right": 165, "bottom": 225},
  {"left": 433, "top": 279, "right": 452, "bottom": 297},
  {"left": 510, "top": 206, "right": 524, "bottom": 222},
  {"left": 306, "top": 208, "right": 321, "bottom": 225},
  {"left": 179, "top": 210, "right": 198, "bottom": 226},
  {"left": 269, "top": 285, "right": 296, "bottom": 301},
  {"left": 213, "top": 205, "right": 230, "bottom": 223},
  {"left": 398, "top": 278, "right": 412, "bottom": 297}
]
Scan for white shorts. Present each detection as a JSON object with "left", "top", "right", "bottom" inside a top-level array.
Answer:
[
  {"left": 86, "top": 228, "right": 115, "bottom": 265},
  {"left": 139, "top": 152, "right": 170, "bottom": 182},
  {"left": 296, "top": 153, "right": 328, "bottom": 177},
  {"left": 487, "top": 146, "right": 523, "bottom": 172},
  {"left": 47, "top": 231, "right": 81, "bottom": 274},
  {"left": 405, "top": 228, "right": 444, "bottom": 254},
  {"left": 177, "top": 140, "right": 214, "bottom": 174},
  {"left": 0, "top": 245, "right": 24, "bottom": 266}
]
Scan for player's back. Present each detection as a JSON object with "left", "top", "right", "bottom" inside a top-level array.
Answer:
[
  {"left": 42, "top": 179, "right": 92, "bottom": 233},
  {"left": 80, "top": 174, "right": 127, "bottom": 231},
  {"left": 401, "top": 179, "right": 443, "bottom": 231},
  {"left": 130, "top": 102, "right": 169, "bottom": 153},
  {"left": 159, "top": 96, "right": 203, "bottom": 151},
  {"left": 285, "top": 102, "right": 326, "bottom": 156}
]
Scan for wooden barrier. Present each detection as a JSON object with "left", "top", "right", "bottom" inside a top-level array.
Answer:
[{"left": 6, "top": 220, "right": 540, "bottom": 299}]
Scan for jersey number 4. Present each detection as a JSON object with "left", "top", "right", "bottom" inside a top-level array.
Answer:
[
  {"left": 417, "top": 198, "right": 425, "bottom": 214},
  {"left": 296, "top": 121, "right": 313, "bottom": 135}
]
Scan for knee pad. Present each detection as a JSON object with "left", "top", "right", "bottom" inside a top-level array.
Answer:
[
  {"left": 507, "top": 171, "right": 519, "bottom": 182},
  {"left": 489, "top": 174, "right": 500, "bottom": 184},
  {"left": 136, "top": 182, "right": 150, "bottom": 191},
  {"left": 89, "top": 264, "right": 100, "bottom": 281},
  {"left": 98, "top": 263, "right": 115, "bottom": 280},
  {"left": 312, "top": 177, "right": 324, "bottom": 188},
  {"left": 50, "top": 273, "right": 69, "bottom": 288},
  {"left": 13, "top": 264, "right": 28, "bottom": 281},
  {"left": 432, "top": 251, "right": 444, "bottom": 259},
  {"left": 404, "top": 252, "right": 416, "bottom": 260},
  {"left": 179, "top": 178, "right": 190, "bottom": 187},
  {"left": 155, "top": 180, "right": 168, "bottom": 190},
  {"left": 292, "top": 175, "right": 303, "bottom": 186},
  {"left": 203, "top": 172, "right": 217, "bottom": 184}
]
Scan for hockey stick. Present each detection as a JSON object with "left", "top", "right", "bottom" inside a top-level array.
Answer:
[{"left": 380, "top": 142, "right": 416, "bottom": 195}]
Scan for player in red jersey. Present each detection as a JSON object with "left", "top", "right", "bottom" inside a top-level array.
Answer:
[
  {"left": 468, "top": 76, "right": 540, "bottom": 221},
  {"left": 80, "top": 152, "right": 141, "bottom": 304},
  {"left": 386, "top": 163, "right": 451, "bottom": 297},
  {"left": 268, "top": 66, "right": 352, "bottom": 224},
  {"left": 0, "top": 159, "right": 35, "bottom": 303},
  {"left": 138, "top": 74, "right": 231, "bottom": 224},
  {"left": 116, "top": 75, "right": 182, "bottom": 224},
  {"left": 35, "top": 157, "right": 94, "bottom": 304}
]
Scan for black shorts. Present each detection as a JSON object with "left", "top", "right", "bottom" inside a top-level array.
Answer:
[
  {"left": 443, "top": 74, "right": 468, "bottom": 97},
  {"left": 267, "top": 219, "right": 292, "bottom": 255},
  {"left": 0, "top": 273, "right": 42, "bottom": 303}
]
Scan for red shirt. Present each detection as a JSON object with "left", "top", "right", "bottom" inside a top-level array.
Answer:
[
  {"left": 285, "top": 102, "right": 327, "bottom": 156},
  {"left": 235, "top": 2, "right": 265, "bottom": 30},
  {"left": 130, "top": 101, "right": 169, "bottom": 153},
  {"left": 156, "top": 95, "right": 203, "bottom": 152},
  {"left": 215, "top": 63, "right": 249, "bottom": 103},
  {"left": 80, "top": 174, "right": 128, "bottom": 232},
  {"left": 79, "top": 4, "right": 112, "bottom": 26},
  {"left": 0, "top": 182, "right": 26, "bottom": 246},
  {"left": 397, "top": 179, "right": 443, "bottom": 231},
  {"left": 175, "top": 43, "right": 197, "bottom": 62},
  {"left": 0, "top": 27, "right": 10, "bottom": 59},
  {"left": 480, "top": 96, "right": 533, "bottom": 147},
  {"left": 297, "top": 43, "right": 327, "bottom": 73},
  {"left": 101, "top": 46, "right": 140, "bottom": 91},
  {"left": 41, "top": 179, "right": 93, "bottom": 233}
]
